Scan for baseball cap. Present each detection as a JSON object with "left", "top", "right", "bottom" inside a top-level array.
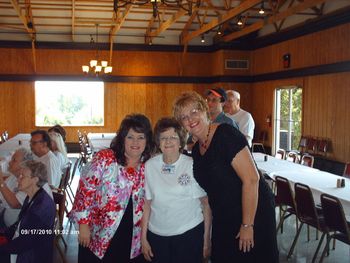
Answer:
[{"left": 205, "top": 88, "right": 227, "bottom": 102}]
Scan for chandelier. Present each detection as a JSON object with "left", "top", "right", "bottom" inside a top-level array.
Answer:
[
  {"left": 82, "top": 24, "right": 112, "bottom": 75},
  {"left": 114, "top": 0, "right": 201, "bottom": 17}
]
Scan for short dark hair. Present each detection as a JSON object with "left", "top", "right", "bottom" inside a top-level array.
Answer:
[
  {"left": 31, "top": 129, "right": 52, "bottom": 149},
  {"left": 205, "top": 88, "right": 227, "bottom": 102},
  {"left": 154, "top": 117, "right": 186, "bottom": 152},
  {"left": 110, "top": 114, "right": 154, "bottom": 166},
  {"left": 48, "top": 124, "right": 66, "bottom": 142}
]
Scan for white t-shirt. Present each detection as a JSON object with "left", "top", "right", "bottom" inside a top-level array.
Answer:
[
  {"left": 226, "top": 109, "right": 255, "bottom": 147},
  {"left": 145, "top": 154, "right": 206, "bottom": 236},
  {"left": 34, "top": 151, "right": 61, "bottom": 188},
  {"left": 54, "top": 151, "right": 69, "bottom": 171}
]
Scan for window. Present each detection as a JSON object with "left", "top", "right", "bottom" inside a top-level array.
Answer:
[
  {"left": 274, "top": 86, "right": 302, "bottom": 152},
  {"left": 35, "top": 81, "right": 104, "bottom": 126}
]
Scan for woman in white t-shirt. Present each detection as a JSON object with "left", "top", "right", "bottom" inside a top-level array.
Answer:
[
  {"left": 48, "top": 131, "right": 69, "bottom": 171},
  {"left": 142, "top": 117, "right": 211, "bottom": 263}
]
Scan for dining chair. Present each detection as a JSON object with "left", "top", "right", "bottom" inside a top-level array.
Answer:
[
  {"left": 275, "top": 176, "right": 298, "bottom": 234},
  {"left": 275, "top": 149, "right": 286, "bottom": 160},
  {"left": 343, "top": 163, "right": 350, "bottom": 179},
  {"left": 53, "top": 191, "right": 68, "bottom": 263},
  {"left": 67, "top": 157, "right": 80, "bottom": 202},
  {"left": 316, "top": 139, "right": 329, "bottom": 157},
  {"left": 252, "top": 130, "right": 267, "bottom": 153},
  {"left": 298, "top": 135, "right": 309, "bottom": 155},
  {"left": 319, "top": 194, "right": 350, "bottom": 263},
  {"left": 306, "top": 137, "right": 318, "bottom": 154},
  {"left": 287, "top": 183, "right": 328, "bottom": 262},
  {"left": 286, "top": 151, "right": 299, "bottom": 163},
  {"left": 300, "top": 154, "right": 315, "bottom": 168}
]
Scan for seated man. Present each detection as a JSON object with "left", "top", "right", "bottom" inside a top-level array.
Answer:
[{"left": 30, "top": 130, "right": 61, "bottom": 188}]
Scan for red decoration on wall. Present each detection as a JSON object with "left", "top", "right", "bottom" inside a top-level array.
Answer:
[{"left": 283, "top": 53, "right": 291, "bottom": 68}]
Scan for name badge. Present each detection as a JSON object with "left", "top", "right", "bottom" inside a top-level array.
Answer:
[{"left": 162, "top": 164, "right": 175, "bottom": 174}]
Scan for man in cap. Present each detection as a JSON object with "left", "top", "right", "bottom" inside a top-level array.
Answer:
[{"left": 205, "top": 88, "right": 239, "bottom": 127}]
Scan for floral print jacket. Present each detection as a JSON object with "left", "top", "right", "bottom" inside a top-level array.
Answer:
[{"left": 69, "top": 149, "right": 145, "bottom": 259}]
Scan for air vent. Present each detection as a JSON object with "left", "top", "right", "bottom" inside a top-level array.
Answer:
[{"left": 225, "top": 59, "right": 249, "bottom": 70}]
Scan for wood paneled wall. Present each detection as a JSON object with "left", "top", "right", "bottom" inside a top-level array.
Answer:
[
  {"left": 0, "top": 22, "right": 349, "bottom": 162},
  {"left": 251, "top": 23, "right": 350, "bottom": 75}
]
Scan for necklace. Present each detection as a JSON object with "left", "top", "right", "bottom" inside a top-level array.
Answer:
[{"left": 200, "top": 124, "right": 211, "bottom": 149}]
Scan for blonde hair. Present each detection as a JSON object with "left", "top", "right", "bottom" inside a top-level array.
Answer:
[
  {"left": 173, "top": 91, "right": 210, "bottom": 121},
  {"left": 49, "top": 132, "right": 67, "bottom": 158}
]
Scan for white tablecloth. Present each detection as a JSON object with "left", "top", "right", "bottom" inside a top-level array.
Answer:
[
  {"left": 87, "top": 133, "right": 115, "bottom": 152},
  {"left": 253, "top": 152, "right": 350, "bottom": 217}
]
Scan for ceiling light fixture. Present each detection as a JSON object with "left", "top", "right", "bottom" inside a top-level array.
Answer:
[
  {"left": 201, "top": 35, "right": 205, "bottom": 43},
  {"left": 259, "top": 2, "right": 265, "bottom": 14},
  {"left": 114, "top": 0, "right": 200, "bottom": 18},
  {"left": 82, "top": 24, "right": 112, "bottom": 75},
  {"left": 237, "top": 16, "right": 243, "bottom": 26}
]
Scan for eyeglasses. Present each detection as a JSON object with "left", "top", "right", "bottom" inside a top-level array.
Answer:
[
  {"left": 159, "top": 135, "right": 179, "bottom": 142},
  {"left": 30, "top": 140, "right": 44, "bottom": 145},
  {"left": 180, "top": 108, "right": 201, "bottom": 123}
]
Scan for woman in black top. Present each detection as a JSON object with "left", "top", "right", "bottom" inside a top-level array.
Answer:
[{"left": 173, "top": 91, "right": 278, "bottom": 263}]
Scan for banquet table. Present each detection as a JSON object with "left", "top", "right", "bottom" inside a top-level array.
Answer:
[
  {"left": 87, "top": 132, "right": 115, "bottom": 152},
  {"left": 253, "top": 152, "right": 350, "bottom": 218}
]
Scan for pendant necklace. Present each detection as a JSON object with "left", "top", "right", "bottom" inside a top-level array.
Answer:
[{"left": 200, "top": 124, "right": 211, "bottom": 149}]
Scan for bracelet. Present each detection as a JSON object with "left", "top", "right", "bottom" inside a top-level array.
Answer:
[{"left": 241, "top": 224, "right": 254, "bottom": 228}]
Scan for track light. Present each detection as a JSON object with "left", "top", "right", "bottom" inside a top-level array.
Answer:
[
  {"left": 201, "top": 35, "right": 205, "bottom": 43},
  {"left": 259, "top": 2, "right": 265, "bottom": 14},
  {"left": 237, "top": 16, "right": 243, "bottom": 26}
]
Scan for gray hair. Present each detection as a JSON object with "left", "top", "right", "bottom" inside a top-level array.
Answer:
[
  {"left": 16, "top": 148, "right": 34, "bottom": 162},
  {"left": 226, "top": 90, "right": 241, "bottom": 100},
  {"left": 21, "top": 160, "right": 48, "bottom": 187}
]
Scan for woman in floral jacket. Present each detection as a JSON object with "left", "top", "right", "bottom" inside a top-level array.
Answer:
[{"left": 70, "top": 114, "right": 154, "bottom": 263}]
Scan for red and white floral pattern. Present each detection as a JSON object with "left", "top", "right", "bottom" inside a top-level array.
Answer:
[{"left": 69, "top": 149, "right": 145, "bottom": 259}]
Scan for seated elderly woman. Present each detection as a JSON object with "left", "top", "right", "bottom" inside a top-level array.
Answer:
[
  {"left": 0, "top": 160, "right": 56, "bottom": 263},
  {"left": 49, "top": 131, "right": 69, "bottom": 171}
]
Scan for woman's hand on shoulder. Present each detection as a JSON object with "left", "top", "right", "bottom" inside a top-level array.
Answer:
[
  {"left": 141, "top": 238, "right": 154, "bottom": 262},
  {"left": 78, "top": 224, "right": 91, "bottom": 247}
]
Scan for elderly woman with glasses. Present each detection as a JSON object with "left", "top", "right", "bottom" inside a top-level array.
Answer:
[
  {"left": 0, "top": 160, "right": 56, "bottom": 263},
  {"left": 173, "top": 92, "right": 278, "bottom": 263},
  {"left": 141, "top": 117, "right": 211, "bottom": 263},
  {"left": 70, "top": 114, "right": 154, "bottom": 263}
]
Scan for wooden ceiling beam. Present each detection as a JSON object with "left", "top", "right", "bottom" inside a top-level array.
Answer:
[
  {"left": 222, "top": 0, "right": 330, "bottom": 42},
  {"left": 148, "top": 8, "right": 190, "bottom": 37},
  {"left": 10, "top": 0, "right": 37, "bottom": 72},
  {"left": 109, "top": 5, "right": 132, "bottom": 64},
  {"left": 181, "top": 0, "right": 261, "bottom": 44}
]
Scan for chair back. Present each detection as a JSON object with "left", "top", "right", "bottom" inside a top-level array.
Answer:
[
  {"left": 321, "top": 194, "right": 350, "bottom": 238},
  {"left": 275, "top": 176, "right": 296, "bottom": 210},
  {"left": 59, "top": 161, "right": 72, "bottom": 190},
  {"left": 300, "top": 154, "right": 314, "bottom": 167},
  {"left": 306, "top": 137, "right": 317, "bottom": 154},
  {"left": 70, "top": 157, "right": 80, "bottom": 185},
  {"left": 294, "top": 183, "right": 319, "bottom": 227},
  {"left": 286, "top": 151, "right": 299, "bottom": 163},
  {"left": 317, "top": 139, "right": 328, "bottom": 156},
  {"left": 343, "top": 163, "right": 350, "bottom": 179},
  {"left": 298, "top": 136, "right": 308, "bottom": 153},
  {"left": 275, "top": 149, "right": 286, "bottom": 160}
]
